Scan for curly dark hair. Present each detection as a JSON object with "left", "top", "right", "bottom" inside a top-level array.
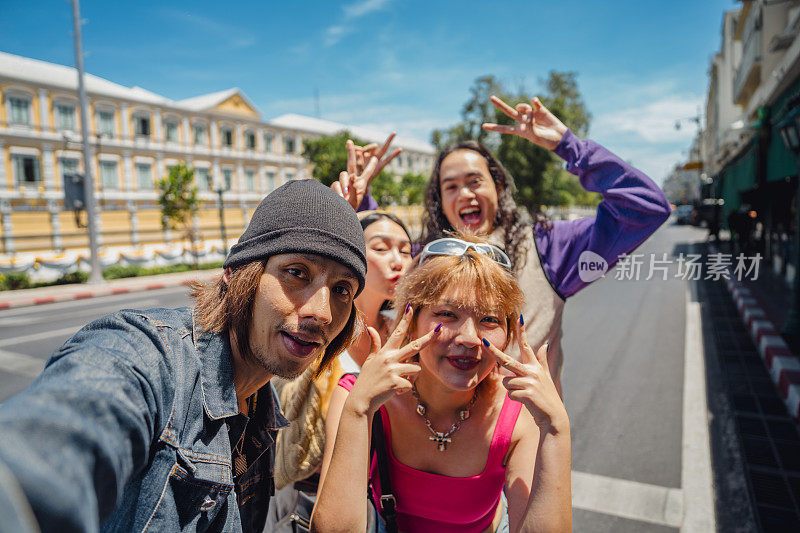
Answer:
[{"left": 420, "top": 141, "right": 550, "bottom": 272}]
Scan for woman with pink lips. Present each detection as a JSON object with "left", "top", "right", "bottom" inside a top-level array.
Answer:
[
  {"left": 313, "top": 236, "right": 572, "bottom": 533},
  {"left": 339, "top": 211, "right": 414, "bottom": 372},
  {"left": 266, "top": 210, "right": 413, "bottom": 532}
]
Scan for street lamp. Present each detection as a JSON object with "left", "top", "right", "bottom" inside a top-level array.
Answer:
[
  {"left": 777, "top": 103, "right": 800, "bottom": 349},
  {"left": 215, "top": 179, "right": 231, "bottom": 257}
]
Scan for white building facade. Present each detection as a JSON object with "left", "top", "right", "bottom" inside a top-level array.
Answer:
[{"left": 0, "top": 51, "right": 435, "bottom": 256}]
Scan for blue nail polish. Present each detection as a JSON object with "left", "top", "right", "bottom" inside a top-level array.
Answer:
[
  {"left": 405, "top": 302, "right": 411, "bottom": 314},
  {"left": 482, "top": 338, "right": 490, "bottom": 347},
  {"left": 519, "top": 314, "right": 524, "bottom": 326},
  {"left": 435, "top": 323, "right": 442, "bottom": 333}
]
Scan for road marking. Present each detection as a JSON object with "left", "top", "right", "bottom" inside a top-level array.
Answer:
[
  {"left": 0, "top": 349, "right": 45, "bottom": 377},
  {"left": 682, "top": 260, "right": 717, "bottom": 531},
  {"left": 571, "top": 471, "right": 682, "bottom": 527},
  {"left": 0, "top": 326, "right": 80, "bottom": 348},
  {"left": 0, "top": 299, "right": 159, "bottom": 327},
  {"left": 0, "top": 286, "right": 187, "bottom": 317}
]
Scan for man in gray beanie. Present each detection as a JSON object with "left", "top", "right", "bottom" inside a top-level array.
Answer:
[{"left": 0, "top": 179, "right": 367, "bottom": 533}]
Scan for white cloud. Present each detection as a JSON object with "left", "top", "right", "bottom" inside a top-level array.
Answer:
[
  {"left": 323, "top": 0, "right": 393, "bottom": 47},
  {"left": 343, "top": 0, "right": 392, "bottom": 19},
  {"left": 584, "top": 78, "right": 705, "bottom": 186},
  {"left": 591, "top": 95, "right": 704, "bottom": 144},
  {"left": 324, "top": 25, "right": 350, "bottom": 47}
]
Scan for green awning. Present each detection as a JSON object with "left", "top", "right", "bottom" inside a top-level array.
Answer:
[
  {"left": 719, "top": 141, "right": 757, "bottom": 222},
  {"left": 767, "top": 80, "right": 800, "bottom": 182}
]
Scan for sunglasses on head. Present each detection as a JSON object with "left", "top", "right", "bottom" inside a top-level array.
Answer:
[{"left": 418, "top": 238, "right": 512, "bottom": 269}]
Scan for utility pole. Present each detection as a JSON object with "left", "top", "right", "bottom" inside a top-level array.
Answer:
[
  {"left": 72, "top": 0, "right": 103, "bottom": 284},
  {"left": 216, "top": 186, "right": 229, "bottom": 257}
]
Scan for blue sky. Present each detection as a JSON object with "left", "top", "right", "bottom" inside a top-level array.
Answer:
[{"left": 0, "top": 0, "right": 738, "bottom": 184}]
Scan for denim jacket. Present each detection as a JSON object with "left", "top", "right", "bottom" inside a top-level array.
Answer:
[{"left": 0, "top": 307, "right": 288, "bottom": 533}]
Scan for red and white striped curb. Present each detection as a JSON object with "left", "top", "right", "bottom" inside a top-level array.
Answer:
[
  {"left": 713, "top": 245, "right": 800, "bottom": 422},
  {"left": 0, "top": 271, "right": 221, "bottom": 310}
]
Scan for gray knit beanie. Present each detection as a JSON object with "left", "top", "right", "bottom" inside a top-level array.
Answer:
[{"left": 223, "top": 179, "right": 367, "bottom": 295}]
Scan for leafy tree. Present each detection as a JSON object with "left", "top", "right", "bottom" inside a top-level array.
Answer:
[
  {"left": 303, "top": 131, "right": 367, "bottom": 187},
  {"left": 303, "top": 131, "right": 418, "bottom": 206},
  {"left": 371, "top": 172, "right": 428, "bottom": 206},
  {"left": 400, "top": 172, "right": 428, "bottom": 205},
  {"left": 496, "top": 71, "right": 594, "bottom": 213},
  {"left": 157, "top": 162, "right": 200, "bottom": 267},
  {"left": 434, "top": 71, "right": 598, "bottom": 212},
  {"left": 370, "top": 172, "right": 402, "bottom": 206}
]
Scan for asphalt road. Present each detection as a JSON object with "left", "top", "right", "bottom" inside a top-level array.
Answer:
[
  {"left": 563, "top": 222, "right": 711, "bottom": 532},
  {"left": 0, "top": 219, "right": 716, "bottom": 532},
  {"left": 0, "top": 286, "right": 193, "bottom": 401}
]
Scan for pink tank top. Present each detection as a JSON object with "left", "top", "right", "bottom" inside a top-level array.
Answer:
[{"left": 337, "top": 374, "right": 523, "bottom": 533}]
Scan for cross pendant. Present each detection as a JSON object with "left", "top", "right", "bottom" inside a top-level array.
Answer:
[{"left": 430, "top": 433, "right": 451, "bottom": 451}]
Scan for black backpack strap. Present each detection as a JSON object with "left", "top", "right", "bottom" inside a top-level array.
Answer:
[{"left": 370, "top": 410, "right": 398, "bottom": 533}]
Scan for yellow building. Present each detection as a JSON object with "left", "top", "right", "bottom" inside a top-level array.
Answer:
[{"left": 0, "top": 51, "right": 435, "bottom": 255}]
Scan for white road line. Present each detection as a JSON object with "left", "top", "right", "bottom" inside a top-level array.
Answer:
[
  {"left": 681, "top": 262, "right": 717, "bottom": 531},
  {"left": 0, "top": 326, "right": 80, "bottom": 348},
  {"left": 0, "top": 349, "right": 45, "bottom": 377},
  {"left": 0, "top": 298, "right": 159, "bottom": 327},
  {"left": 0, "top": 287, "right": 187, "bottom": 317},
  {"left": 571, "top": 471, "right": 683, "bottom": 527}
]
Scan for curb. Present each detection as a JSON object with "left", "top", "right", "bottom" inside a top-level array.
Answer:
[
  {"left": 0, "top": 271, "right": 221, "bottom": 310},
  {"left": 711, "top": 244, "right": 800, "bottom": 423}
]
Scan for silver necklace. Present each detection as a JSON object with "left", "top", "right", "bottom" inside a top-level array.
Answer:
[{"left": 411, "top": 384, "right": 478, "bottom": 451}]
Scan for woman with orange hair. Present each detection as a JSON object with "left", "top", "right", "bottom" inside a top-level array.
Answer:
[{"left": 313, "top": 236, "right": 571, "bottom": 533}]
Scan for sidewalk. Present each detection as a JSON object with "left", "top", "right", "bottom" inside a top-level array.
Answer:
[
  {"left": 709, "top": 238, "right": 800, "bottom": 424},
  {"left": 699, "top": 241, "right": 800, "bottom": 530},
  {"left": 0, "top": 268, "right": 222, "bottom": 310}
]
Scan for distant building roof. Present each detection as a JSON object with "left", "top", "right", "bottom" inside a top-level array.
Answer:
[
  {"left": 0, "top": 51, "right": 433, "bottom": 151},
  {"left": 270, "top": 113, "right": 435, "bottom": 154},
  {"left": 0, "top": 51, "right": 256, "bottom": 116},
  {"left": 176, "top": 87, "right": 257, "bottom": 113},
  {"left": 0, "top": 51, "right": 170, "bottom": 104}
]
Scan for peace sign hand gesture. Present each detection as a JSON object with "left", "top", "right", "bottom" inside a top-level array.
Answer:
[
  {"left": 331, "top": 133, "right": 403, "bottom": 210},
  {"left": 345, "top": 305, "right": 442, "bottom": 417},
  {"left": 481, "top": 317, "right": 568, "bottom": 434},
  {"left": 482, "top": 96, "right": 569, "bottom": 151}
]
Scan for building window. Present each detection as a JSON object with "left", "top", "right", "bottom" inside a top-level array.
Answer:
[
  {"left": 97, "top": 110, "right": 115, "bottom": 137},
  {"left": 99, "top": 160, "right": 119, "bottom": 188},
  {"left": 164, "top": 120, "right": 179, "bottom": 142},
  {"left": 60, "top": 158, "right": 79, "bottom": 180},
  {"left": 283, "top": 135, "right": 296, "bottom": 154},
  {"left": 266, "top": 171, "right": 276, "bottom": 191},
  {"left": 245, "top": 170, "right": 255, "bottom": 191},
  {"left": 221, "top": 127, "right": 233, "bottom": 147},
  {"left": 12, "top": 154, "right": 41, "bottom": 184},
  {"left": 135, "top": 163, "right": 153, "bottom": 190},
  {"left": 264, "top": 132, "right": 274, "bottom": 152},
  {"left": 55, "top": 104, "right": 76, "bottom": 131},
  {"left": 8, "top": 97, "right": 31, "bottom": 125},
  {"left": 285, "top": 171, "right": 295, "bottom": 181},
  {"left": 134, "top": 115, "right": 151, "bottom": 137},
  {"left": 193, "top": 124, "right": 207, "bottom": 145},
  {"left": 196, "top": 167, "right": 211, "bottom": 191},
  {"left": 223, "top": 169, "right": 233, "bottom": 191},
  {"left": 246, "top": 131, "right": 256, "bottom": 150}
]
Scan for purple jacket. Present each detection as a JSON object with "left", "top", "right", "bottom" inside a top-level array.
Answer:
[
  {"left": 361, "top": 129, "right": 671, "bottom": 300},
  {"left": 537, "top": 129, "right": 671, "bottom": 298}
]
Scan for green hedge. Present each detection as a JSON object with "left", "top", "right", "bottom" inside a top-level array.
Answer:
[{"left": 0, "top": 261, "right": 223, "bottom": 291}]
